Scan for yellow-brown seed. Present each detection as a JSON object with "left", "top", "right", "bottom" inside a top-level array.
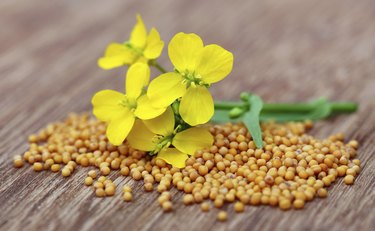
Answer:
[
  {"left": 33, "top": 162, "right": 43, "bottom": 172},
  {"left": 61, "top": 168, "right": 71, "bottom": 177},
  {"left": 293, "top": 199, "right": 305, "bottom": 209},
  {"left": 162, "top": 201, "right": 173, "bottom": 212},
  {"left": 100, "top": 166, "right": 110, "bottom": 176},
  {"left": 183, "top": 194, "right": 194, "bottom": 205},
  {"left": 344, "top": 175, "right": 354, "bottom": 185},
  {"left": 234, "top": 202, "right": 245, "bottom": 213},
  {"left": 123, "top": 192, "right": 132, "bottom": 202},
  {"left": 217, "top": 211, "right": 228, "bottom": 221},
  {"left": 13, "top": 158, "right": 24, "bottom": 168},
  {"left": 84, "top": 177, "right": 94, "bottom": 186},
  {"left": 88, "top": 170, "right": 97, "bottom": 179},
  {"left": 317, "top": 188, "right": 328, "bottom": 198},
  {"left": 279, "top": 199, "right": 291, "bottom": 210},
  {"left": 144, "top": 183, "right": 153, "bottom": 192},
  {"left": 201, "top": 202, "right": 210, "bottom": 212},
  {"left": 51, "top": 164, "right": 60, "bottom": 172},
  {"left": 105, "top": 186, "right": 116, "bottom": 196},
  {"left": 123, "top": 185, "right": 132, "bottom": 193},
  {"left": 95, "top": 188, "right": 106, "bottom": 197}
]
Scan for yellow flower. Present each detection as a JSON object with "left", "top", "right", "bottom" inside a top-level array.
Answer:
[
  {"left": 127, "top": 107, "right": 214, "bottom": 168},
  {"left": 98, "top": 14, "right": 164, "bottom": 70},
  {"left": 92, "top": 63, "right": 165, "bottom": 145},
  {"left": 147, "top": 32, "right": 233, "bottom": 126}
]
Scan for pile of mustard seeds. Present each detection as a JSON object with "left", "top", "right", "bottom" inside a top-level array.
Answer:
[{"left": 13, "top": 113, "right": 361, "bottom": 221}]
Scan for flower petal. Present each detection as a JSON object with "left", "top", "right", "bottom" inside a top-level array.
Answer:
[
  {"left": 168, "top": 32, "right": 203, "bottom": 72},
  {"left": 172, "top": 127, "right": 214, "bottom": 155},
  {"left": 134, "top": 95, "right": 166, "bottom": 120},
  {"left": 147, "top": 72, "right": 186, "bottom": 108},
  {"left": 127, "top": 119, "right": 156, "bottom": 151},
  {"left": 129, "top": 14, "right": 147, "bottom": 49},
  {"left": 179, "top": 86, "right": 214, "bottom": 126},
  {"left": 126, "top": 63, "right": 150, "bottom": 99},
  {"left": 143, "top": 107, "right": 174, "bottom": 136},
  {"left": 144, "top": 28, "right": 164, "bottom": 60},
  {"left": 92, "top": 90, "right": 126, "bottom": 122},
  {"left": 196, "top": 44, "right": 233, "bottom": 83},
  {"left": 157, "top": 148, "right": 188, "bottom": 168},
  {"left": 98, "top": 43, "right": 135, "bottom": 70},
  {"left": 106, "top": 109, "right": 135, "bottom": 146}
]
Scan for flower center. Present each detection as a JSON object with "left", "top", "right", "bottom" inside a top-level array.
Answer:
[
  {"left": 124, "top": 42, "right": 144, "bottom": 57},
  {"left": 180, "top": 71, "right": 209, "bottom": 88},
  {"left": 150, "top": 134, "right": 174, "bottom": 155},
  {"left": 120, "top": 97, "right": 137, "bottom": 111}
]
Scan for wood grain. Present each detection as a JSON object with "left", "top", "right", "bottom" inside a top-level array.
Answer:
[{"left": 0, "top": 0, "right": 374, "bottom": 230}]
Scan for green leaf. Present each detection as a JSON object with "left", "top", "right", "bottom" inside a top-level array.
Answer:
[
  {"left": 243, "top": 95, "right": 263, "bottom": 149},
  {"left": 308, "top": 98, "right": 332, "bottom": 120}
]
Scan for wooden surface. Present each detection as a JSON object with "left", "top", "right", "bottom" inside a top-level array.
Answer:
[{"left": 1, "top": 0, "right": 375, "bottom": 230}]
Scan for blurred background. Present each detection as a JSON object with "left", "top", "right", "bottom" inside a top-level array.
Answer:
[{"left": 1, "top": 0, "right": 374, "bottom": 119}]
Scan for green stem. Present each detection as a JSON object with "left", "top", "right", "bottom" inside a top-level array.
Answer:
[
  {"left": 214, "top": 101, "right": 358, "bottom": 113},
  {"left": 151, "top": 61, "right": 167, "bottom": 73}
]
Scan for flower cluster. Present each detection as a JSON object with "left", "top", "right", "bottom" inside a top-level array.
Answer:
[{"left": 92, "top": 15, "right": 233, "bottom": 167}]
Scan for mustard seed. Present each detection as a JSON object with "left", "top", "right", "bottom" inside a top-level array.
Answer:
[
  {"left": 13, "top": 158, "right": 24, "bottom": 168},
  {"left": 234, "top": 202, "right": 245, "bottom": 213},
  {"left": 95, "top": 188, "right": 106, "bottom": 197},
  {"left": 317, "top": 188, "right": 328, "bottom": 198},
  {"left": 105, "top": 186, "right": 116, "bottom": 196},
  {"left": 344, "top": 175, "right": 354, "bottom": 185},
  {"left": 279, "top": 199, "right": 291, "bottom": 210},
  {"left": 61, "top": 167, "right": 71, "bottom": 177},
  {"left": 201, "top": 202, "right": 210, "bottom": 212},
  {"left": 293, "top": 199, "right": 305, "bottom": 209},
  {"left": 33, "top": 162, "right": 43, "bottom": 172},
  {"left": 123, "top": 192, "right": 132, "bottom": 202},
  {"left": 144, "top": 183, "right": 153, "bottom": 192},
  {"left": 183, "top": 194, "right": 194, "bottom": 205},
  {"left": 88, "top": 170, "right": 97, "bottom": 179},
  {"left": 217, "top": 211, "right": 227, "bottom": 221},
  {"left": 84, "top": 177, "right": 94, "bottom": 186},
  {"left": 51, "top": 164, "right": 60, "bottom": 172},
  {"left": 100, "top": 166, "right": 110, "bottom": 176},
  {"left": 123, "top": 185, "right": 132, "bottom": 193},
  {"left": 162, "top": 201, "right": 173, "bottom": 212}
]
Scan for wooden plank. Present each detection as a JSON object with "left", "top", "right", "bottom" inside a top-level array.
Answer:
[{"left": 0, "top": 0, "right": 374, "bottom": 230}]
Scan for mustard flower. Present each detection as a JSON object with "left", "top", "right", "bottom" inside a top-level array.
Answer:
[
  {"left": 98, "top": 14, "right": 164, "bottom": 70},
  {"left": 92, "top": 63, "right": 165, "bottom": 145},
  {"left": 127, "top": 107, "right": 214, "bottom": 168},
  {"left": 147, "top": 32, "right": 233, "bottom": 126}
]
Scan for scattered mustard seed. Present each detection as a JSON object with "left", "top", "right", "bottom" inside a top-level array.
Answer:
[
  {"left": 13, "top": 113, "right": 362, "bottom": 219},
  {"left": 344, "top": 175, "right": 355, "bottom": 185},
  {"left": 217, "top": 211, "right": 228, "bottom": 221}
]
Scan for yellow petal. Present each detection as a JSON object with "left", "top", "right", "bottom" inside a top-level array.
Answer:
[
  {"left": 179, "top": 85, "right": 214, "bottom": 126},
  {"left": 98, "top": 43, "right": 134, "bottom": 70},
  {"left": 147, "top": 72, "right": 186, "bottom": 108},
  {"left": 126, "top": 63, "right": 150, "bottom": 99},
  {"left": 196, "top": 44, "right": 234, "bottom": 83},
  {"left": 129, "top": 14, "right": 147, "bottom": 49},
  {"left": 157, "top": 148, "right": 188, "bottom": 168},
  {"left": 134, "top": 95, "right": 166, "bottom": 120},
  {"left": 106, "top": 109, "right": 135, "bottom": 146},
  {"left": 91, "top": 90, "right": 126, "bottom": 122},
  {"left": 144, "top": 28, "right": 164, "bottom": 59},
  {"left": 142, "top": 107, "right": 174, "bottom": 136},
  {"left": 168, "top": 32, "right": 203, "bottom": 72},
  {"left": 127, "top": 120, "right": 156, "bottom": 151},
  {"left": 172, "top": 127, "right": 214, "bottom": 155}
]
